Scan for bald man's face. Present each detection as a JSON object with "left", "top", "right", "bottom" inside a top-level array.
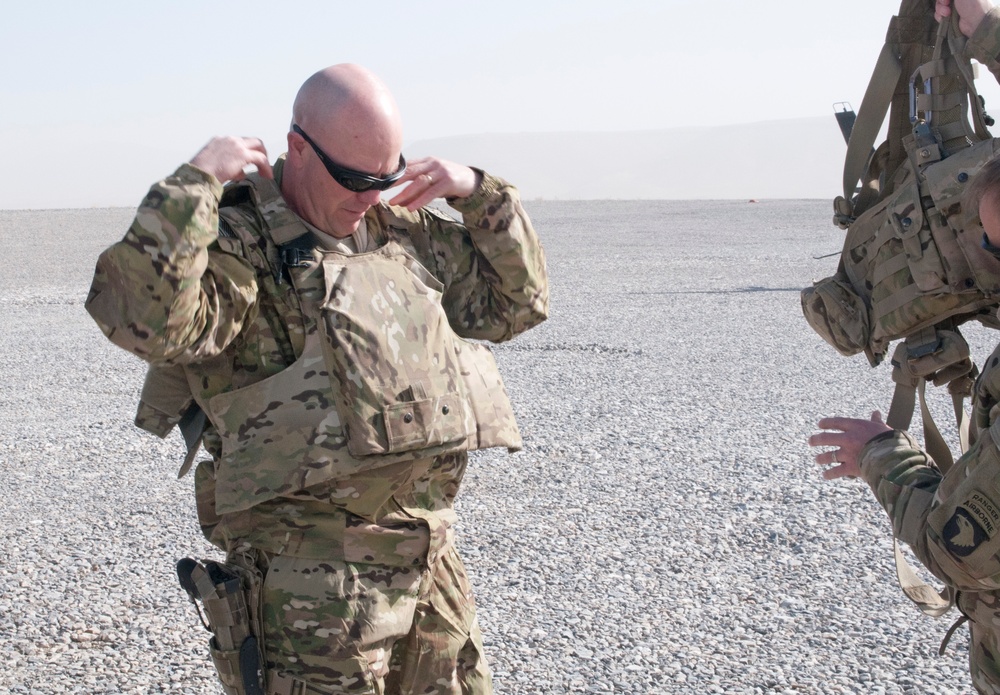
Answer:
[{"left": 285, "top": 124, "right": 402, "bottom": 237}]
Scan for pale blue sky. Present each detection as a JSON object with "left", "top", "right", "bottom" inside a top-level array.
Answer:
[{"left": 2, "top": 0, "right": 991, "bottom": 208}]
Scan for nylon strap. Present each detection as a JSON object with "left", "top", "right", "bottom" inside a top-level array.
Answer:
[
  {"left": 886, "top": 378, "right": 917, "bottom": 431},
  {"left": 894, "top": 539, "right": 954, "bottom": 617},
  {"left": 918, "top": 378, "right": 956, "bottom": 471},
  {"left": 871, "top": 251, "right": 910, "bottom": 287},
  {"left": 269, "top": 671, "right": 338, "bottom": 694},
  {"left": 885, "top": 329, "right": 968, "bottom": 619},
  {"left": 872, "top": 280, "right": 921, "bottom": 318},
  {"left": 843, "top": 41, "right": 903, "bottom": 202}
]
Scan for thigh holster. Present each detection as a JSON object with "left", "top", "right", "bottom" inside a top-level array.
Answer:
[{"left": 177, "top": 558, "right": 265, "bottom": 695}]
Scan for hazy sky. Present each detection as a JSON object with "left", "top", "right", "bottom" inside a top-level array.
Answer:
[{"left": 4, "top": 0, "right": 997, "bottom": 208}]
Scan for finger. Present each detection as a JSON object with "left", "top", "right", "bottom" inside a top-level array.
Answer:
[
  {"left": 245, "top": 149, "right": 273, "bottom": 180},
  {"left": 402, "top": 183, "right": 441, "bottom": 211},
  {"left": 389, "top": 173, "right": 444, "bottom": 210},
  {"left": 395, "top": 159, "right": 433, "bottom": 184},
  {"left": 243, "top": 136, "right": 268, "bottom": 154},
  {"left": 816, "top": 416, "right": 857, "bottom": 432},
  {"left": 822, "top": 464, "right": 855, "bottom": 481},
  {"left": 814, "top": 450, "right": 840, "bottom": 467},
  {"left": 390, "top": 169, "right": 431, "bottom": 197},
  {"left": 870, "top": 410, "right": 883, "bottom": 424},
  {"left": 256, "top": 160, "right": 275, "bottom": 180},
  {"left": 808, "top": 431, "right": 842, "bottom": 448},
  {"left": 387, "top": 181, "right": 422, "bottom": 208},
  {"left": 404, "top": 156, "right": 433, "bottom": 171}
]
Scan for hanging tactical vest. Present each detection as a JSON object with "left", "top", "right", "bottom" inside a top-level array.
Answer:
[
  {"left": 801, "top": 2, "right": 1000, "bottom": 620},
  {"left": 134, "top": 174, "right": 522, "bottom": 516},
  {"left": 802, "top": 3, "right": 1000, "bottom": 453}
]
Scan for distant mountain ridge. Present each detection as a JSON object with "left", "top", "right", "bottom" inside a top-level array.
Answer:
[{"left": 406, "top": 116, "right": 848, "bottom": 201}]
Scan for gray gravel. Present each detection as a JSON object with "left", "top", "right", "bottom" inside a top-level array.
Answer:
[{"left": 0, "top": 200, "right": 987, "bottom": 694}]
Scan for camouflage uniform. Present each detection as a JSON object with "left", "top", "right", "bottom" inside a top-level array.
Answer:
[
  {"left": 85, "top": 155, "right": 548, "bottom": 694},
  {"left": 851, "top": 12, "right": 1000, "bottom": 695},
  {"left": 859, "top": 337, "right": 1000, "bottom": 694}
]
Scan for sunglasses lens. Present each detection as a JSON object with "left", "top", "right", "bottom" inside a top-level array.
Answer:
[
  {"left": 984, "top": 233, "right": 1000, "bottom": 260},
  {"left": 336, "top": 174, "right": 373, "bottom": 193},
  {"left": 297, "top": 125, "right": 402, "bottom": 192}
]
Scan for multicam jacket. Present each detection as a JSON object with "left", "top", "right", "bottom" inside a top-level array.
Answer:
[
  {"left": 858, "top": 338, "right": 1000, "bottom": 691},
  {"left": 86, "top": 157, "right": 548, "bottom": 557}
]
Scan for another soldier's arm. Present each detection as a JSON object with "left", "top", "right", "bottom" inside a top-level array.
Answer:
[
  {"left": 856, "top": 431, "right": 946, "bottom": 573},
  {"left": 958, "top": 2, "right": 1000, "bottom": 81},
  {"left": 85, "top": 162, "right": 259, "bottom": 364},
  {"left": 937, "top": 0, "right": 992, "bottom": 38},
  {"left": 858, "top": 429, "right": 1000, "bottom": 592}
]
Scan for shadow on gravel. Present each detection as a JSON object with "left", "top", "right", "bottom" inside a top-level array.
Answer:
[
  {"left": 631, "top": 286, "right": 802, "bottom": 295},
  {"left": 497, "top": 342, "right": 641, "bottom": 355}
]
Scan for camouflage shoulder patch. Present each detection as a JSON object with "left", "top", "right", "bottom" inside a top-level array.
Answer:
[
  {"left": 373, "top": 201, "right": 424, "bottom": 229},
  {"left": 424, "top": 204, "right": 458, "bottom": 223}
]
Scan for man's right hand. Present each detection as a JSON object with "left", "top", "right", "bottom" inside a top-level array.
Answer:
[
  {"left": 935, "top": 0, "right": 992, "bottom": 37},
  {"left": 189, "top": 136, "right": 274, "bottom": 183}
]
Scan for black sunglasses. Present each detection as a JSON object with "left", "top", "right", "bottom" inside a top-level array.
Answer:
[
  {"left": 984, "top": 232, "right": 1000, "bottom": 260},
  {"left": 292, "top": 124, "right": 406, "bottom": 192}
]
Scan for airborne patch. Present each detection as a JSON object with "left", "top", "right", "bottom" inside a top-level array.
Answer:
[{"left": 944, "top": 492, "right": 1000, "bottom": 557}]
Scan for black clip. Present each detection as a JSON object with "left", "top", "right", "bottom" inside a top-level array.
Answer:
[
  {"left": 281, "top": 247, "right": 312, "bottom": 269},
  {"left": 277, "top": 246, "right": 313, "bottom": 285}
]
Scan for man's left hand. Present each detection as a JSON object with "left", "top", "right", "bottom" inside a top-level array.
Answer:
[
  {"left": 809, "top": 411, "right": 892, "bottom": 480},
  {"left": 389, "top": 157, "right": 482, "bottom": 211}
]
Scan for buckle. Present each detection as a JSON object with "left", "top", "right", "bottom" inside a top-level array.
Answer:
[{"left": 281, "top": 247, "right": 312, "bottom": 269}]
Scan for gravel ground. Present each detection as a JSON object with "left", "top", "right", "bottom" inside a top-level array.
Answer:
[{"left": 0, "top": 199, "right": 991, "bottom": 694}]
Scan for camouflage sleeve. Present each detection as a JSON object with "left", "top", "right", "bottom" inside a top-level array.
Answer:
[
  {"left": 966, "top": 7, "right": 1000, "bottom": 82},
  {"left": 859, "top": 425, "right": 1000, "bottom": 592},
  {"left": 858, "top": 430, "right": 942, "bottom": 557},
  {"left": 422, "top": 171, "right": 549, "bottom": 343},
  {"left": 85, "top": 164, "right": 258, "bottom": 364}
]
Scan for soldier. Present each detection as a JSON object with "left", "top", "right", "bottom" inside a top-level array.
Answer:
[
  {"left": 809, "top": 9, "right": 1000, "bottom": 693},
  {"left": 86, "top": 63, "right": 548, "bottom": 694}
]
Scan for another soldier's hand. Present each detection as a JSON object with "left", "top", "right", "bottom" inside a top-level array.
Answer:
[
  {"left": 190, "top": 136, "right": 274, "bottom": 183},
  {"left": 809, "top": 411, "right": 892, "bottom": 481},
  {"left": 388, "top": 157, "right": 482, "bottom": 212},
  {"left": 935, "top": 0, "right": 991, "bottom": 37}
]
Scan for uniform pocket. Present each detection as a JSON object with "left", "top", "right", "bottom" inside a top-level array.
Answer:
[
  {"left": 800, "top": 274, "right": 870, "bottom": 356},
  {"left": 261, "top": 555, "right": 421, "bottom": 691},
  {"left": 886, "top": 185, "right": 947, "bottom": 293},
  {"left": 205, "top": 343, "right": 358, "bottom": 514}
]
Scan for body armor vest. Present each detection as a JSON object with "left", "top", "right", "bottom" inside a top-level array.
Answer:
[{"left": 135, "top": 176, "right": 521, "bottom": 515}]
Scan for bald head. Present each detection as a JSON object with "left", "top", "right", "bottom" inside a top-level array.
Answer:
[
  {"left": 282, "top": 64, "right": 405, "bottom": 237},
  {"left": 291, "top": 64, "right": 403, "bottom": 157}
]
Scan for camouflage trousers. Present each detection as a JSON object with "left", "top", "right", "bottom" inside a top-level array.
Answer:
[
  {"left": 228, "top": 543, "right": 491, "bottom": 695},
  {"left": 958, "top": 592, "right": 1000, "bottom": 694}
]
